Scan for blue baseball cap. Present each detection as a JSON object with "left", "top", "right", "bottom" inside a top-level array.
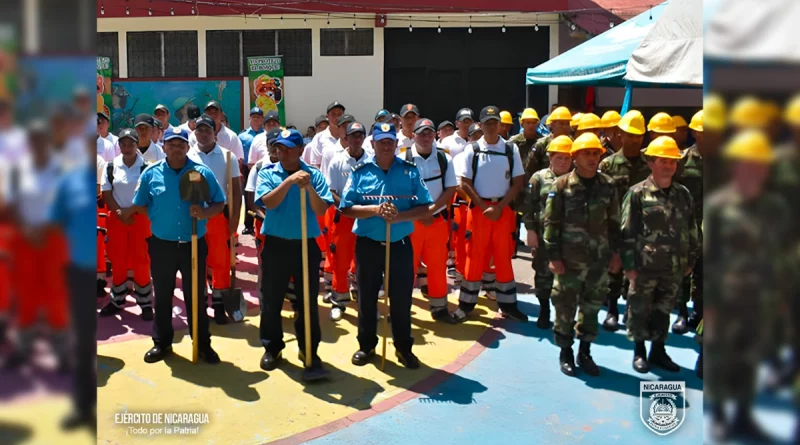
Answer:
[
  {"left": 163, "top": 126, "right": 190, "bottom": 142},
  {"left": 372, "top": 122, "right": 397, "bottom": 141},
  {"left": 273, "top": 129, "right": 305, "bottom": 148},
  {"left": 249, "top": 107, "right": 264, "bottom": 117}
]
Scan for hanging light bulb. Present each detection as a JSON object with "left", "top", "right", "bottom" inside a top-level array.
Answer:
[
  {"left": 170, "top": 8, "right": 174, "bottom": 15},
  {"left": 409, "top": 16, "right": 412, "bottom": 32},
  {"left": 353, "top": 14, "right": 356, "bottom": 30},
  {"left": 570, "top": 23, "right": 576, "bottom": 31},
  {"left": 148, "top": 8, "right": 152, "bottom": 15},
  {"left": 280, "top": 16, "right": 283, "bottom": 23},
  {"left": 191, "top": 6, "right": 195, "bottom": 14},
  {"left": 381, "top": 15, "right": 385, "bottom": 24},
  {"left": 649, "top": 7, "right": 653, "bottom": 20},
  {"left": 101, "top": 5, "right": 104, "bottom": 15},
  {"left": 609, "top": 20, "right": 614, "bottom": 28},
  {"left": 304, "top": 17, "right": 307, "bottom": 23},
  {"left": 468, "top": 16, "right": 472, "bottom": 34},
  {"left": 258, "top": 13, "right": 262, "bottom": 19},
  {"left": 327, "top": 14, "right": 330, "bottom": 26},
  {"left": 125, "top": 7, "right": 129, "bottom": 15},
  {"left": 502, "top": 15, "right": 506, "bottom": 33}
]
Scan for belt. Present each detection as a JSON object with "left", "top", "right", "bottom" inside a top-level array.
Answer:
[
  {"left": 432, "top": 210, "right": 446, "bottom": 219},
  {"left": 359, "top": 235, "right": 410, "bottom": 246},
  {"left": 480, "top": 197, "right": 503, "bottom": 203}
]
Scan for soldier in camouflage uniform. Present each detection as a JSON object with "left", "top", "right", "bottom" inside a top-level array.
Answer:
[
  {"left": 543, "top": 133, "right": 621, "bottom": 377},
  {"left": 522, "top": 135, "right": 573, "bottom": 330},
  {"left": 706, "top": 130, "right": 788, "bottom": 443},
  {"left": 509, "top": 108, "right": 542, "bottom": 181},
  {"left": 598, "top": 110, "right": 651, "bottom": 332},
  {"left": 527, "top": 106, "right": 572, "bottom": 175},
  {"left": 620, "top": 136, "right": 698, "bottom": 374},
  {"left": 672, "top": 110, "right": 704, "bottom": 335},
  {"left": 600, "top": 111, "right": 622, "bottom": 155}
]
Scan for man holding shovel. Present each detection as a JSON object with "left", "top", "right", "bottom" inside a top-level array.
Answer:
[{"left": 126, "top": 127, "right": 225, "bottom": 364}]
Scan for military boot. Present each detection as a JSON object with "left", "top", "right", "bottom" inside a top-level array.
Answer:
[
  {"left": 709, "top": 403, "right": 729, "bottom": 443},
  {"left": 730, "top": 403, "right": 773, "bottom": 442},
  {"left": 671, "top": 303, "right": 689, "bottom": 335},
  {"left": 648, "top": 341, "right": 680, "bottom": 372},
  {"left": 576, "top": 341, "right": 599, "bottom": 376},
  {"left": 559, "top": 347, "right": 577, "bottom": 377},
  {"left": 633, "top": 341, "right": 649, "bottom": 373},
  {"left": 536, "top": 296, "right": 551, "bottom": 329},
  {"left": 602, "top": 296, "right": 619, "bottom": 332}
]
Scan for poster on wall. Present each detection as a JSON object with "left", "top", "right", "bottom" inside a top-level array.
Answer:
[
  {"left": 97, "top": 56, "right": 112, "bottom": 126},
  {"left": 110, "top": 79, "right": 243, "bottom": 133},
  {"left": 247, "top": 56, "right": 285, "bottom": 126},
  {"left": 15, "top": 57, "right": 94, "bottom": 123}
]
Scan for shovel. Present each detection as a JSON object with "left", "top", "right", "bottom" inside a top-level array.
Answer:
[
  {"left": 224, "top": 150, "right": 246, "bottom": 322},
  {"left": 179, "top": 168, "right": 211, "bottom": 364}
]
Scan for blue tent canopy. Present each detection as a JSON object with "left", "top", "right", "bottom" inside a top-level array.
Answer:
[{"left": 526, "top": 2, "right": 668, "bottom": 87}]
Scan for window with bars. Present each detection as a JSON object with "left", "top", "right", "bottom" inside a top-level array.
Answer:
[
  {"left": 127, "top": 31, "right": 198, "bottom": 78},
  {"left": 40, "top": 0, "right": 93, "bottom": 53},
  {"left": 206, "top": 29, "right": 311, "bottom": 77},
  {"left": 320, "top": 29, "right": 374, "bottom": 56},
  {"left": 97, "top": 32, "right": 119, "bottom": 77}
]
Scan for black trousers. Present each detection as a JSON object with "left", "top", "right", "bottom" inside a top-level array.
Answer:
[
  {"left": 260, "top": 236, "right": 322, "bottom": 357},
  {"left": 148, "top": 236, "right": 210, "bottom": 349},
  {"left": 355, "top": 236, "right": 415, "bottom": 353},
  {"left": 242, "top": 164, "right": 254, "bottom": 231},
  {"left": 67, "top": 264, "right": 96, "bottom": 416}
]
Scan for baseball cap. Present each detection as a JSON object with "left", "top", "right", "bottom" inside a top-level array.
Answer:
[
  {"left": 264, "top": 110, "right": 280, "bottom": 122},
  {"left": 468, "top": 123, "right": 482, "bottom": 136},
  {"left": 437, "top": 120, "right": 454, "bottom": 131},
  {"left": 163, "top": 127, "right": 190, "bottom": 143},
  {"left": 249, "top": 107, "right": 264, "bottom": 117},
  {"left": 456, "top": 108, "right": 474, "bottom": 122},
  {"left": 118, "top": 128, "right": 139, "bottom": 143},
  {"left": 153, "top": 119, "right": 163, "bottom": 130},
  {"left": 204, "top": 100, "right": 222, "bottom": 111},
  {"left": 391, "top": 113, "right": 400, "bottom": 121},
  {"left": 479, "top": 106, "right": 501, "bottom": 123},
  {"left": 414, "top": 118, "right": 436, "bottom": 134},
  {"left": 400, "top": 104, "right": 420, "bottom": 117},
  {"left": 315, "top": 115, "right": 329, "bottom": 127},
  {"left": 372, "top": 122, "right": 397, "bottom": 141},
  {"left": 154, "top": 104, "right": 170, "bottom": 114},
  {"left": 273, "top": 129, "right": 305, "bottom": 148},
  {"left": 326, "top": 101, "right": 345, "bottom": 113},
  {"left": 374, "top": 109, "right": 391, "bottom": 122},
  {"left": 195, "top": 114, "right": 216, "bottom": 130},
  {"left": 186, "top": 105, "right": 201, "bottom": 120},
  {"left": 266, "top": 127, "right": 283, "bottom": 144},
  {"left": 97, "top": 111, "right": 110, "bottom": 121},
  {"left": 337, "top": 114, "right": 356, "bottom": 126},
  {"left": 346, "top": 121, "right": 367, "bottom": 136},
  {"left": 134, "top": 113, "right": 155, "bottom": 127}
]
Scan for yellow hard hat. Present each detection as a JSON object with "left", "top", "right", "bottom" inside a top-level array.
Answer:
[
  {"left": 520, "top": 108, "right": 540, "bottom": 122},
  {"left": 785, "top": 94, "right": 800, "bottom": 126},
  {"left": 600, "top": 110, "right": 621, "bottom": 128},
  {"left": 647, "top": 112, "right": 677, "bottom": 134},
  {"left": 500, "top": 111, "right": 513, "bottom": 125},
  {"left": 546, "top": 106, "right": 572, "bottom": 125},
  {"left": 570, "top": 132, "right": 603, "bottom": 155},
  {"left": 730, "top": 96, "right": 768, "bottom": 129},
  {"left": 723, "top": 130, "right": 774, "bottom": 164},
  {"left": 643, "top": 136, "right": 682, "bottom": 159},
  {"left": 570, "top": 113, "right": 584, "bottom": 128},
  {"left": 704, "top": 94, "right": 727, "bottom": 131},
  {"left": 577, "top": 113, "right": 602, "bottom": 131},
  {"left": 617, "top": 110, "right": 646, "bottom": 135},
  {"left": 672, "top": 115, "right": 688, "bottom": 128},
  {"left": 547, "top": 135, "right": 573, "bottom": 154},
  {"left": 688, "top": 110, "right": 703, "bottom": 132}
]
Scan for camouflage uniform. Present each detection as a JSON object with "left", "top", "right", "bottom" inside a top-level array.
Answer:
[
  {"left": 598, "top": 151, "right": 651, "bottom": 306},
  {"left": 543, "top": 170, "right": 620, "bottom": 347},
  {"left": 527, "top": 134, "right": 553, "bottom": 177},
  {"left": 704, "top": 185, "right": 790, "bottom": 404},
  {"left": 675, "top": 144, "right": 704, "bottom": 308},
  {"left": 620, "top": 176, "right": 699, "bottom": 343},
  {"left": 601, "top": 139, "right": 616, "bottom": 161},
  {"left": 508, "top": 133, "right": 539, "bottom": 181},
  {"left": 523, "top": 167, "right": 565, "bottom": 305}
]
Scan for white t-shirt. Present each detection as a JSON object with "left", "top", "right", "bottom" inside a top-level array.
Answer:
[
  {"left": 0, "top": 127, "right": 28, "bottom": 163},
  {"left": 327, "top": 147, "right": 373, "bottom": 194},
  {"left": 97, "top": 136, "right": 116, "bottom": 162},
  {"left": 96, "top": 155, "right": 105, "bottom": 185},
  {"left": 188, "top": 144, "right": 241, "bottom": 199},
  {"left": 189, "top": 126, "right": 245, "bottom": 161},
  {"left": 396, "top": 132, "right": 414, "bottom": 155},
  {"left": 102, "top": 133, "right": 120, "bottom": 157},
  {"left": 439, "top": 133, "right": 470, "bottom": 158},
  {"left": 303, "top": 128, "right": 337, "bottom": 167},
  {"left": 406, "top": 144, "right": 457, "bottom": 211},
  {"left": 363, "top": 134, "right": 374, "bottom": 151},
  {"left": 8, "top": 155, "right": 62, "bottom": 227},
  {"left": 248, "top": 132, "right": 269, "bottom": 165},
  {"left": 320, "top": 139, "right": 346, "bottom": 184},
  {"left": 245, "top": 157, "right": 277, "bottom": 192},
  {"left": 178, "top": 122, "right": 193, "bottom": 133},
  {"left": 138, "top": 142, "right": 166, "bottom": 164},
  {"left": 454, "top": 136, "right": 524, "bottom": 198},
  {"left": 100, "top": 154, "right": 145, "bottom": 208}
]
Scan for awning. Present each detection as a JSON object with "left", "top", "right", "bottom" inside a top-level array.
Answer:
[{"left": 526, "top": 2, "right": 667, "bottom": 86}]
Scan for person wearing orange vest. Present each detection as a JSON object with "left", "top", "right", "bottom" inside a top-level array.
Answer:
[{"left": 99, "top": 128, "right": 154, "bottom": 321}]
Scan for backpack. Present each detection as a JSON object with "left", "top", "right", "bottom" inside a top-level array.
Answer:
[
  {"left": 404, "top": 147, "right": 448, "bottom": 191},
  {"left": 106, "top": 162, "right": 147, "bottom": 191},
  {"left": 470, "top": 141, "right": 515, "bottom": 187}
]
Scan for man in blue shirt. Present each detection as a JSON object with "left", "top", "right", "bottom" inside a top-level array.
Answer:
[
  {"left": 240, "top": 107, "right": 265, "bottom": 235},
  {"left": 254, "top": 128, "right": 333, "bottom": 380},
  {"left": 124, "top": 127, "right": 226, "bottom": 365},
  {"left": 339, "top": 123, "right": 433, "bottom": 369}
]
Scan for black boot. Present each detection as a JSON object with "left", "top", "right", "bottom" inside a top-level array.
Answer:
[
  {"left": 96, "top": 279, "right": 107, "bottom": 298},
  {"left": 695, "top": 347, "right": 703, "bottom": 379},
  {"left": 213, "top": 304, "right": 228, "bottom": 325},
  {"left": 687, "top": 300, "right": 702, "bottom": 330},
  {"left": 576, "top": 341, "right": 599, "bottom": 376},
  {"left": 710, "top": 402, "right": 729, "bottom": 442},
  {"left": 559, "top": 347, "right": 577, "bottom": 377},
  {"left": 633, "top": 341, "right": 649, "bottom": 373},
  {"left": 536, "top": 297, "right": 551, "bottom": 329},
  {"left": 602, "top": 296, "right": 619, "bottom": 332},
  {"left": 730, "top": 403, "right": 772, "bottom": 442},
  {"left": 648, "top": 341, "right": 680, "bottom": 372},
  {"left": 671, "top": 303, "right": 689, "bottom": 335}
]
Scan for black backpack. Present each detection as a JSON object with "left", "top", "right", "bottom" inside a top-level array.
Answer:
[
  {"left": 106, "top": 162, "right": 148, "bottom": 191},
  {"left": 404, "top": 147, "right": 448, "bottom": 191},
  {"left": 470, "top": 141, "right": 515, "bottom": 187}
]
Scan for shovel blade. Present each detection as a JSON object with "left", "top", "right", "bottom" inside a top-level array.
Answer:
[{"left": 223, "top": 288, "right": 246, "bottom": 322}]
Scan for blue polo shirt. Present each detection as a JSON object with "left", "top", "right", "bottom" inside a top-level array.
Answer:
[
  {"left": 255, "top": 160, "right": 333, "bottom": 240},
  {"left": 339, "top": 157, "right": 433, "bottom": 242},
  {"left": 48, "top": 164, "right": 96, "bottom": 269},
  {"left": 238, "top": 127, "right": 264, "bottom": 162},
  {"left": 132, "top": 158, "right": 226, "bottom": 242}
]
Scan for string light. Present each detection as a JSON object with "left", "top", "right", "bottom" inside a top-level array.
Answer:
[
  {"left": 502, "top": 15, "right": 506, "bottom": 33},
  {"left": 258, "top": 13, "right": 262, "bottom": 19},
  {"left": 570, "top": 23, "right": 577, "bottom": 31},
  {"left": 125, "top": 7, "right": 129, "bottom": 15},
  {"left": 148, "top": 8, "right": 152, "bottom": 15},
  {"left": 191, "top": 5, "right": 195, "bottom": 14},
  {"left": 353, "top": 14, "right": 356, "bottom": 30},
  {"left": 468, "top": 16, "right": 472, "bottom": 34},
  {"left": 101, "top": 5, "right": 104, "bottom": 15},
  {"left": 437, "top": 16, "right": 441, "bottom": 33},
  {"left": 609, "top": 20, "right": 614, "bottom": 28},
  {"left": 380, "top": 15, "right": 385, "bottom": 24},
  {"left": 280, "top": 16, "right": 283, "bottom": 23},
  {"left": 327, "top": 13, "right": 330, "bottom": 26},
  {"left": 535, "top": 15, "right": 539, "bottom": 31},
  {"left": 649, "top": 6, "right": 653, "bottom": 20},
  {"left": 304, "top": 17, "right": 307, "bottom": 23},
  {"left": 409, "top": 16, "right": 412, "bottom": 33},
  {"left": 170, "top": 8, "right": 174, "bottom": 15}
]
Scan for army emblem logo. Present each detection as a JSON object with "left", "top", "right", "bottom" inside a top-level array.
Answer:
[
  {"left": 487, "top": 107, "right": 495, "bottom": 114},
  {"left": 640, "top": 381, "right": 685, "bottom": 436},
  {"left": 281, "top": 129, "right": 291, "bottom": 138},
  {"left": 172, "top": 127, "right": 181, "bottom": 134},
  {"left": 381, "top": 123, "right": 391, "bottom": 132}
]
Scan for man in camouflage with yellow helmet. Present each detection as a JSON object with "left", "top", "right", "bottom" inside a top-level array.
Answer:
[
  {"left": 527, "top": 106, "right": 572, "bottom": 174},
  {"left": 523, "top": 135, "right": 574, "bottom": 330},
  {"left": 574, "top": 113, "right": 612, "bottom": 160},
  {"left": 598, "top": 110, "right": 651, "bottom": 332},
  {"left": 620, "top": 136, "right": 698, "bottom": 374},
  {"left": 543, "top": 132, "right": 622, "bottom": 377},
  {"left": 509, "top": 108, "right": 541, "bottom": 179},
  {"left": 600, "top": 110, "right": 622, "bottom": 154}
]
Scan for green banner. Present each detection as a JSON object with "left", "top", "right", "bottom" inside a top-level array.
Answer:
[
  {"left": 247, "top": 56, "right": 285, "bottom": 126},
  {"left": 97, "top": 56, "right": 112, "bottom": 128},
  {"left": 0, "top": 24, "right": 17, "bottom": 104}
]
